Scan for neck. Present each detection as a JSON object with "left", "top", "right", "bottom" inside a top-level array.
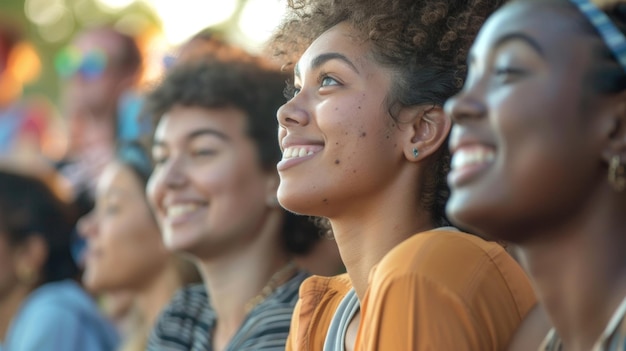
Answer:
[
  {"left": 516, "top": 200, "right": 626, "bottom": 351},
  {"left": 135, "top": 260, "right": 185, "bottom": 329},
  {"left": 0, "top": 284, "right": 32, "bottom": 342},
  {"left": 195, "top": 208, "right": 293, "bottom": 350},
  {"left": 329, "top": 166, "right": 435, "bottom": 301}
]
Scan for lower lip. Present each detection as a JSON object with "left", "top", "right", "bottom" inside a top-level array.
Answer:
[
  {"left": 277, "top": 152, "right": 319, "bottom": 172},
  {"left": 447, "top": 162, "right": 492, "bottom": 187}
]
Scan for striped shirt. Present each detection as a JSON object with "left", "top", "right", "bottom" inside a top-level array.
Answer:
[{"left": 147, "top": 270, "right": 309, "bottom": 351}]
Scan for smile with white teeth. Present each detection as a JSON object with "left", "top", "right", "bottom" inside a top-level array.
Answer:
[
  {"left": 451, "top": 147, "right": 496, "bottom": 170},
  {"left": 282, "top": 146, "right": 317, "bottom": 159},
  {"left": 166, "top": 204, "right": 201, "bottom": 218}
]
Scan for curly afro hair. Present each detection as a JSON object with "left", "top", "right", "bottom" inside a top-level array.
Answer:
[{"left": 270, "top": 0, "right": 503, "bottom": 228}]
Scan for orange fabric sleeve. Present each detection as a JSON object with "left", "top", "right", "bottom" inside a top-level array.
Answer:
[{"left": 355, "top": 231, "right": 536, "bottom": 351}]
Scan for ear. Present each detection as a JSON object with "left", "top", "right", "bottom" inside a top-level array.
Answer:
[
  {"left": 600, "top": 93, "right": 626, "bottom": 163},
  {"left": 14, "top": 235, "right": 48, "bottom": 286},
  {"left": 400, "top": 105, "right": 451, "bottom": 162},
  {"left": 264, "top": 172, "right": 281, "bottom": 208}
]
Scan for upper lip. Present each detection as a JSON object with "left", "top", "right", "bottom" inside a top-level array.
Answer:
[
  {"left": 161, "top": 197, "right": 208, "bottom": 211},
  {"left": 280, "top": 134, "right": 324, "bottom": 150},
  {"left": 448, "top": 127, "right": 495, "bottom": 154}
]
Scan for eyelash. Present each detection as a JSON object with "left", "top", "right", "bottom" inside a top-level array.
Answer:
[
  {"left": 318, "top": 71, "right": 342, "bottom": 91},
  {"left": 494, "top": 66, "right": 525, "bottom": 82},
  {"left": 192, "top": 149, "right": 217, "bottom": 158},
  {"left": 152, "top": 154, "right": 167, "bottom": 166},
  {"left": 283, "top": 83, "right": 298, "bottom": 100},
  {"left": 283, "top": 72, "right": 341, "bottom": 99}
]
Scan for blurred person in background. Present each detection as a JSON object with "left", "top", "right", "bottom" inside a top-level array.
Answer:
[
  {"left": 165, "top": 30, "right": 344, "bottom": 277},
  {"left": 0, "top": 163, "right": 118, "bottom": 351},
  {"left": 55, "top": 25, "right": 145, "bottom": 217},
  {"left": 144, "top": 58, "right": 320, "bottom": 350},
  {"left": 78, "top": 141, "right": 201, "bottom": 351}
]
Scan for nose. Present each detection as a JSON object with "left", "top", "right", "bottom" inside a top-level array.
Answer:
[
  {"left": 444, "top": 89, "right": 487, "bottom": 124},
  {"left": 277, "top": 95, "right": 310, "bottom": 128},
  {"left": 150, "top": 155, "right": 188, "bottom": 195},
  {"left": 163, "top": 157, "right": 188, "bottom": 189}
]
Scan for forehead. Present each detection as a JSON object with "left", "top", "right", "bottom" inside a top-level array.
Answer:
[
  {"left": 473, "top": 1, "right": 595, "bottom": 60},
  {"left": 297, "top": 22, "right": 370, "bottom": 73},
  {"left": 154, "top": 105, "right": 248, "bottom": 142},
  {"left": 98, "top": 162, "right": 140, "bottom": 192}
]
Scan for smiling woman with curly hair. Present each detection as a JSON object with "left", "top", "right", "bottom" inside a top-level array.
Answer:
[{"left": 269, "top": 0, "right": 538, "bottom": 350}]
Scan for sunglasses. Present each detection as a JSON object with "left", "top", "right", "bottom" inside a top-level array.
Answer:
[{"left": 54, "top": 46, "right": 109, "bottom": 80}]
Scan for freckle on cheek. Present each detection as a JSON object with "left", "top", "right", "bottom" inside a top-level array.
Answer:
[
  {"left": 323, "top": 198, "right": 328, "bottom": 204},
  {"left": 360, "top": 132, "right": 366, "bottom": 137},
  {"left": 335, "top": 159, "right": 340, "bottom": 164}
]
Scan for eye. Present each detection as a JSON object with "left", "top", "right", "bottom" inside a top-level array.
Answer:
[
  {"left": 191, "top": 148, "right": 217, "bottom": 158},
  {"left": 104, "top": 204, "right": 120, "bottom": 215},
  {"left": 152, "top": 147, "right": 168, "bottom": 167},
  {"left": 96, "top": 201, "right": 120, "bottom": 216},
  {"left": 320, "top": 76, "right": 339, "bottom": 87},
  {"left": 152, "top": 154, "right": 168, "bottom": 167},
  {"left": 494, "top": 66, "right": 525, "bottom": 83}
]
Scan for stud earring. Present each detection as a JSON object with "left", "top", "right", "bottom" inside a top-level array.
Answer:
[
  {"left": 412, "top": 147, "right": 419, "bottom": 158},
  {"left": 609, "top": 155, "right": 625, "bottom": 192}
]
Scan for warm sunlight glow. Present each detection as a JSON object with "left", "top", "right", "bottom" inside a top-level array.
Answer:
[
  {"left": 238, "top": 0, "right": 285, "bottom": 47},
  {"left": 94, "top": 0, "right": 136, "bottom": 11},
  {"left": 149, "top": 0, "right": 237, "bottom": 45}
]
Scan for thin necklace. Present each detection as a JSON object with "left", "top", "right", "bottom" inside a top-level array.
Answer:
[{"left": 244, "top": 261, "right": 297, "bottom": 314}]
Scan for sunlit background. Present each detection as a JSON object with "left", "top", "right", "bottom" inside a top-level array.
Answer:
[{"left": 1, "top": 0, "right": 286, "bottom": 101}]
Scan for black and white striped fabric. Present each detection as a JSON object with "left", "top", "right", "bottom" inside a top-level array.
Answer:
[{"left": 146, "top": 270, "right": 309, "bottom": 351}]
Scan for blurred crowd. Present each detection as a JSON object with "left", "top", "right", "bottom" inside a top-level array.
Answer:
[{"left": 1, "top": 0, "right": 626, "bottom": 351}]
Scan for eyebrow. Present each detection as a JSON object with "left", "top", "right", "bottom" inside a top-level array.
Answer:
[
  {"left": 493, "top": 32, "right": 545, "bottom": 57},
  {"left": 152, "top": 128, "right": 230, "bottom": 147},
  {"left": 295, "top": 52, "right": 360, "bottom": 77}
]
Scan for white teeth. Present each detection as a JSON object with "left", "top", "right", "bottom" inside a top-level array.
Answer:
[
  {"left": 452, "top": 148, "right": 495, "bottom": 169},
  {"left": 167, "top": 204, "right": 200, "bottom": 218},
  {"left": 283, "top": 147, "right": 316, "bottom": 159}
]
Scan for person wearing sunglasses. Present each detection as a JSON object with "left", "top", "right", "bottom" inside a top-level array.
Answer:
[{"left": 56, "top": 26, "right": 144, "bottom": 221}]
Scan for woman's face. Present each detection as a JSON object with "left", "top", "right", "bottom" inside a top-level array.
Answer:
[
  {"left": 277, "top": 22, "right": 406, "bottom": 218},
  {"left": 147, "top": 105, "right": 276, "bottom": 258},
  {"left": 80, "top": 161, "right": 169, "bottom": 292},
  {"left": 444, "top": 1, "right": 615, "bottom": 242}
]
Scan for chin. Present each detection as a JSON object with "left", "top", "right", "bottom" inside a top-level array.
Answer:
[{"left": 447, "top": 196, "right": 495, "bottom": 239}]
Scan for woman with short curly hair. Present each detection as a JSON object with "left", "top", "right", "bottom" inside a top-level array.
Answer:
[{"left": 270, "top": 0, "right": 537, "bottom": 349}]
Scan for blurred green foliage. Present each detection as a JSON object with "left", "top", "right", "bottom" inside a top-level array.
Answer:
[{"left": 0, "top": 0, "right": 159, "bottom": 107}]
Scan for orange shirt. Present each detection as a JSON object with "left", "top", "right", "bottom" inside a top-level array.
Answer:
[{"left": 286, "top": 229, "right": 537, "bottom": 351}]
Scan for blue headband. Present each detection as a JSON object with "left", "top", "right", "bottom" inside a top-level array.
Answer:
[{"left": 569, "top": 0, "right": 626, "bottom": 73}]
